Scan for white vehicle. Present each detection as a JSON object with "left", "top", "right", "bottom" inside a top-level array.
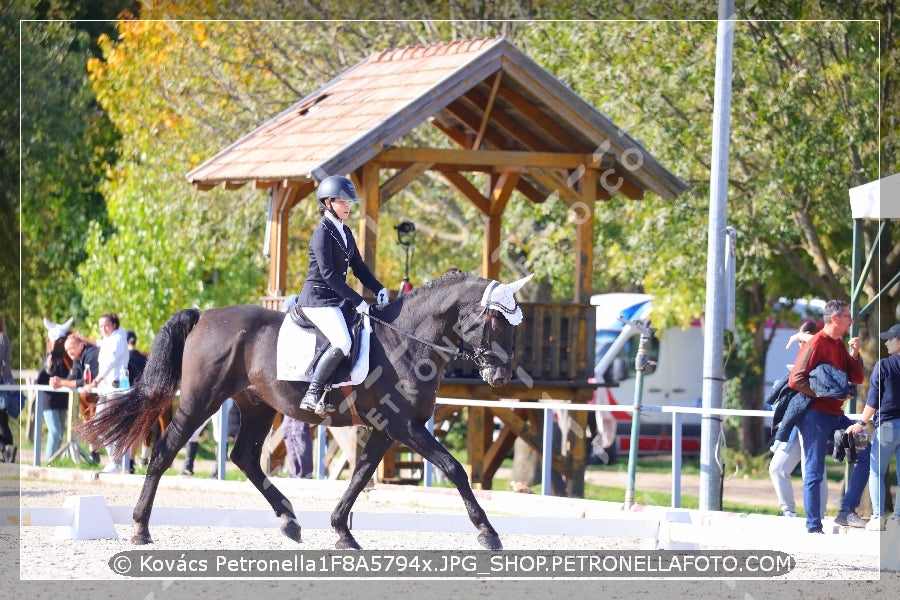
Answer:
[{"left": 590, "top": 293, "right": 823, "bottom": 459}]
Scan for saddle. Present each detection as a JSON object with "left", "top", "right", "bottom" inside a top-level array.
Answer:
[{"left": 288, "top": 302, "right": 365, "bottom": 384}]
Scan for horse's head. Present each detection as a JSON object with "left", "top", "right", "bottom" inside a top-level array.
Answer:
[
  {"left": 42, "top": 317, "right": 74, "bottom": 373},
  {"left": 44, "top": 317, "right": 73, "bottom": 344},
  {"left": 457, "top": 274, "right": 533, "bottom": 387}
]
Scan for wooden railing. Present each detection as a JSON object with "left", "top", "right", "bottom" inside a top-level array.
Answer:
[{"left": 443, "top": 302, "right": 595, "bottom": 383}]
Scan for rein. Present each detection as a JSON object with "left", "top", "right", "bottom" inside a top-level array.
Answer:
[{"left": 364, "top": 310, "right": 514, "bottom": 368}]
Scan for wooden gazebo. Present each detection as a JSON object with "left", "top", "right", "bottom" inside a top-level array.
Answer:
[{"left": 187, "top": 37, "right": 686, "bottom": 495}]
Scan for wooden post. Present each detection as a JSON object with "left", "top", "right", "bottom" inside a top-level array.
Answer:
[
  {"left": 267, "top": 183, "right": 290, "bottom": 296},
  {"left": 466, "top": 406, "right": 488, "bottom": 489},
  {"left": 574, "top": 163, "right": 596, "bottom": 302},
  {"left": 356, "top": 163, "right": 380, "bottom": 287}
]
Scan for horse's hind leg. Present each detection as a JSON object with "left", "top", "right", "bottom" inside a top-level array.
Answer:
[
  {"left": 401, "top": 424, "right": 502, "bottom": 550},
  {"left": 227, "top": 403, "right": 302, "bottom": 542},
  {"left": 132, "top": 409, "right": 214, "bottom": 544},
  {"left": 330, "top": 428, "right": 396, "bottom": 550}
]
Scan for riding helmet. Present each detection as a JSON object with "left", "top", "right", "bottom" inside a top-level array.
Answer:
[{"left": 316, "top": 175, "right": 359, "bottom": 203}]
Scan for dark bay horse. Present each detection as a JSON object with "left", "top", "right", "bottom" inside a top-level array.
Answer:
[{"left": 79, "top": 271, "right": 532, "bottom": 550}]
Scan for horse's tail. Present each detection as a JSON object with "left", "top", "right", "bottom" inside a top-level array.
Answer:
[{"left": 77, "top": 308, "right": 201, "bottom": 456}]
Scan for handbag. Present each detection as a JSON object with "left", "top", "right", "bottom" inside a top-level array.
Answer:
[{"left": 0, "top": 388, "right": 26, "bottom": 420}]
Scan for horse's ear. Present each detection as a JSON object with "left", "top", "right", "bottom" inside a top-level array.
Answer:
[
  {"left": 62, "top": 317, "right": 74, "bottom": 331},
  {"left": 43, "top": 317, "right": 53, "bottom": 330}
]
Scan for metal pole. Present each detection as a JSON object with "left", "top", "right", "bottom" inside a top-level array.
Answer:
[
  {"left": 541, "top": 408, "right": 553, "bottom": 496},
  {"left": 623, "top": 318, "right": 656, "bottom": 510},
  {"left": 316, "top": 424, "right": 327, "bottom": 479},
  {"left": 672, "top": 412, "right": 683, "bottom": 508},
  {"left": 699, "top": 0, "right": 735, "bottom": 512},
  {"left": 424, "top": 415, "right": 434, "bottom": 487},
  {"left": 216, "top": 398, "right": 231, "bottom": 480}
]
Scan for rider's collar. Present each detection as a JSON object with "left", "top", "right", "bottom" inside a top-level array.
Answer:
[{"left": 480, "top": 275, "right": 533, "bottom": 326}]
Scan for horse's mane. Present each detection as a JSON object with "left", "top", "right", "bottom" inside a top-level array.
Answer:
[{"left": 399, "top": 270, "right": 482, "bottom": 301}]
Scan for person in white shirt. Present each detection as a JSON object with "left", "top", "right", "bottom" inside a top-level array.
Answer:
[{"left": 78, "top": 312, "right": 130, "bottom": 472}]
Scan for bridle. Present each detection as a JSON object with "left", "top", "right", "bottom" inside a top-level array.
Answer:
[{"left": 364, "top": 308, "right": 515, "bottom": 370}]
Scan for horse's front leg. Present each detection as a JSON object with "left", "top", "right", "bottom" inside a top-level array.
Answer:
[
  {"left": 331, "top": 428, "right": 396, "bottom": 550},
  {"left": 402, "top": 425, "right": 502, "bottom": 550}
]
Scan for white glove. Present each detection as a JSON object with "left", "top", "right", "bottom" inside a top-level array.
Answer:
[
  {"left": 377, "top": 288, "right": 389, "bottom": 304},
  {"left": 356, "top": 300, "right": 370, "bottom": 315}
]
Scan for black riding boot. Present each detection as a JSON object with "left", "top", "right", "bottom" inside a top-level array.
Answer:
[
  {"left": 299, "top": 347, "right": 346, "bottom": 416},
  {"left": 181, "top": 441, "right": 199, "bottom": 476}
]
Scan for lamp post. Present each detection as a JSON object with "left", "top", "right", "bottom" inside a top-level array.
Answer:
[{"left": 395, "top": 221, "right": 415, "bottom": 296}]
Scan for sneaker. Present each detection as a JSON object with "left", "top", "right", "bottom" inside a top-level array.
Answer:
[
  {"left": 808, "top": 528, "right": 825, "bottom": 534},
  {"left": 835, "top": 511, "right": 868, "bottom": 528},
  {"left": 865, "top": 516, "right": 885, "bottom": 531},
  {"left": 782, "top": 509, "right": 798, "bottom": 518}
]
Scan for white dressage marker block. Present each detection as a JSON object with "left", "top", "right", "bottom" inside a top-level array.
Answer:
[{"left": 55, "top": 495, "right": 118, "bottom": 541}]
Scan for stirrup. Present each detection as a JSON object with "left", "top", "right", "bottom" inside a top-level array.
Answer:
[{"left": 300, "top": 390, "right": 335, "bottom": 416}]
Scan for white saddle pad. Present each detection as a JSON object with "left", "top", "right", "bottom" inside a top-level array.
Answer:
[{"left": 276, "top": 312, "right": 371, "bottom": 384}]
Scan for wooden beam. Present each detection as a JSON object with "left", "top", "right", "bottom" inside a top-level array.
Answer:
[
  {"left": 438, "top": 171, "right": 490, "bottom": 215},
  {"left": 489, "top": 169, "right": 520, "bottom": 216},
  {"left": 430, "top": 117, "right": 474, "bottom": 149},
  {"left": 436, "top": 382, "right": 596, "bottom": 402},
  {"left": 357, "top": 162, "right": 380, "bottom": 286},
  {"left": 379, "top": 146, "right": 587, "bottom": 170},
  {"left": 574, "top": 166, "right": 596, "bottom": 303},
  {"left": 467, "top": 406, "right": 489, "bottom": 489},
  {"left": 483, "top": 212, "right": 501, "bottom": 280},
  {"left": 528, "top": 168, "right": 589, "bottom": 206},
  {"left": 489, "top": 406, "right": 568, "bottom": 474},
  {"left": 462, "top": 86, "right": 554, "bottom": 153},
  {"left": 430, "top": 119, "right": 551, "bottom": 204},
  {"left": 267, "top": 183, "right": 298, "bottom": 296},
  {"left": 473, "top": 72, "right": 503, "bottom": 151},
  {"left": 379, "top": 162, "right": 433, "bottom": 205},
  {"left": 496, "top": 82, "right": 586, "bottom": 150},
  {"left": 254, "top": 180, "right": 277, "bottom": 190}
]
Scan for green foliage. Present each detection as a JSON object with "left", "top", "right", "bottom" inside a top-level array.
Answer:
[{"left": 15, "top": 5, "right": 896, "bottom": 443}]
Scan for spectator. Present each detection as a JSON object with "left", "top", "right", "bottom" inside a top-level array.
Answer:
[
  {"left": 125, "top": 330, "right": 152, "bottom": 467},
  {"left": 36, "top": 318, "right": 73, "bottom": 462},
  {"left": 0, "top": 313, "right": 17, "bottom": 462},
  {"left": 125, "top": 330, "right": 147, "bottom": 383},
  {"left": 790, "top": 299, "right": 866, "bottom": 533},
  {"left": 768, "top": 321, "right": 827, "bottom": 517},
  {"left": 78, "top": 312, "right": 130, "bottom": 472},
  {"left": 281, "top": 294, "right": 313, "bottom": 478},
  {"left": 282, "top": 416, "right": 313, "bottom": 478},
  {"left": 849, "top": 323, "right": 900, "bottom": 531},
  {"left": 49, "top": 334, "right": 101, "bottom": 463},
  {"left": 180, "top": 401, "right": 239, "bottom": 478}
]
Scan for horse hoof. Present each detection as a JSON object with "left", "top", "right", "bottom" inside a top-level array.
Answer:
[
  {"left": 477, "top": 532, "right": 502, "bottom": 551},
  {"left": 280, "top": 518, "right": 302, "bottom": 543},
  {"left": 335, "top": 537, "right": 362, "bottom": 550},
  {"left": 131, "top": 535, "right": 153, "bottom": 545}
]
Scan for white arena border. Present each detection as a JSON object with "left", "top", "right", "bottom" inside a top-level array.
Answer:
[{"left": 4, "top": 479, "right": 889, "bottom": 564}]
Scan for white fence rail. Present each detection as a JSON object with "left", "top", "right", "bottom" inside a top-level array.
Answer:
[{"left": 2, "top": 383, "right": 863, "bottom": 508}]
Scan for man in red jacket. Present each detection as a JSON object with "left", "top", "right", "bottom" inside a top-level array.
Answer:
[{"left": 790, "top": 299, "right": 865, "bottom": 533}]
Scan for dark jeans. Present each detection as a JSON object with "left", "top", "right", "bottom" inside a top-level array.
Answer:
[
  {"left": 797, "top": 407, "right": 863, "bottom": 532},
  {"left": 283, "top": 417, "right": 313, "bottom": 478}
]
